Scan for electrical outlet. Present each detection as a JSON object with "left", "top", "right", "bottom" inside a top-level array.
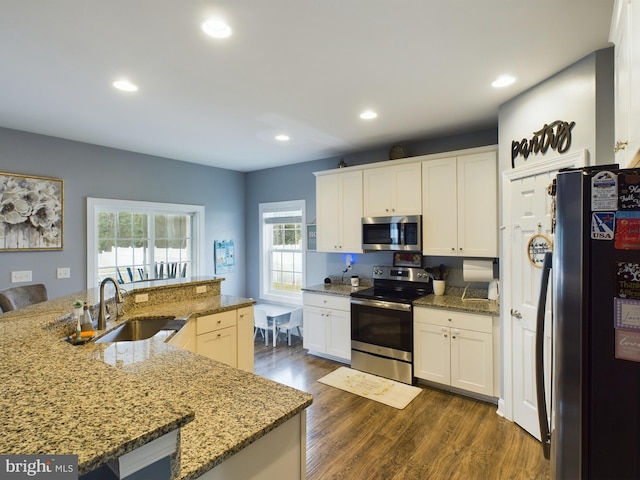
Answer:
[
  {"left": 196, "top": 285, "right": 207, "bottom": 294},
  {"left": 11, "top": 270, "right": 32, "bottom": 283},
  {"left": 135, "top": 293, "right": 149, "bottom": 303},
  {"left": 57, "top": 267, "right": 70, "bottom": 279}
]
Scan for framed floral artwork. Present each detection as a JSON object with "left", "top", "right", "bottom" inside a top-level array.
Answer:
[{"left": 0, "top": 172, "right": 63, "bottom": 251}]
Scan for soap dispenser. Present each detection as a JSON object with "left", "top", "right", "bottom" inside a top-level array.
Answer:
[{"left": 81, "top": 302, "right": 93, "bottom": 331}]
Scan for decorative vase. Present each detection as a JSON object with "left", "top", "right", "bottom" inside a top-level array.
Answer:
[{"left": 433, "top": 280, "right": 446, "bottom": 296}]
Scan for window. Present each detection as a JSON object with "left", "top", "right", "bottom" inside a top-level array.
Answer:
[
  {"left": 87, "top": 198, "right": 205, "bottom": 288},
  {"left": 259, "top": 200, "right": 305, "bottom": 304}
]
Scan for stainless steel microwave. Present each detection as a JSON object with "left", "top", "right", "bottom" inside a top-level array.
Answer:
[{"left": 361, "top": 215, "right": 422, "bottom": 251}]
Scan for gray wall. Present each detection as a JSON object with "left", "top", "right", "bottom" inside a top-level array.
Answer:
[
  {"left": 0, "top": 127, "right": 246, "bottom": 299},
  {"left": 245, "top": 128, "right": 498, "bottom": 301},
  {"left": 496, "top": 47, "right": 614, "bottom": 406},
  {"left": 499, "top": 48, "right": 615, "bottom": 175}
]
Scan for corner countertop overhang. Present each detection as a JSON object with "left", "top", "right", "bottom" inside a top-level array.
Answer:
[{"left": 0, "top": 279, "right": 312, "bottom": 480}]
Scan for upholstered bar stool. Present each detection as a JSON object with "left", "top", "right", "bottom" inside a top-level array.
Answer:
[{"left": 0, "top": 284, "right": 48, "bottom": 312}]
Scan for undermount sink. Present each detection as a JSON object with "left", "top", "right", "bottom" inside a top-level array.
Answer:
[{"left": 95, "top": 316, "right": 176, "bottom": 343}]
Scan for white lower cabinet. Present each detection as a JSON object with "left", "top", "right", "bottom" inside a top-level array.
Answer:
[
  {"left": 303, "top": 292, "right": 351, "bottom": 363},
  {"left": 168, "top": 306, "right": 254, "bottom": 372},
  {"left": 414, "top": 307, "right": 495, "bottom": 397}
]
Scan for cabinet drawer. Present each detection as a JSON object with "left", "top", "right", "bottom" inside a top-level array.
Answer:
[
  {"left": 414, "top": 307, "right": 492, "bottom": 333},
  {"left": 197, "top": 310, "right": 237, "bottom": 335},
  {"left": 303, "top": 292, "right": 350, "bottom": 311}
]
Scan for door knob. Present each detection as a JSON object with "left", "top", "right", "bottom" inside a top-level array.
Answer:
[{"left": 510, "top": 309, "right": 522, "bottom": 319}]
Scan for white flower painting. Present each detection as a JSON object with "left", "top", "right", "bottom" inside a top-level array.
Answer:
[{"left": 0, "top": 172, "right": 63, "bottom": 251}]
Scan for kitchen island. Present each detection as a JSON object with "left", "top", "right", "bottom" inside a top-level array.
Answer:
[{"left": 0, "top": 277, "right": 312, "bottom": 479}]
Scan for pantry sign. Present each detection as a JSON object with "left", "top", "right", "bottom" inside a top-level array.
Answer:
[{"left": 511, "top": 120, "right": 576, "bottom": 168}]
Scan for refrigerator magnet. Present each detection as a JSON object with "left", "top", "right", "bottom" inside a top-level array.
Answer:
[
  {"left": 591, "top": 170, "right": 618, "bottom": 211},
  {"left": 614, "top": 298, "right": 640, "bottom": 330},
  {"left": 618, "top": 171, "right": 640, "bottom": 210},
  {"left": 616, "top": 262, "right": 640, "bottom": 299},
  {"left": 614, "top": 328, "right": 640, "bottom": 362},
  {"left": 591, "top": 212, "right": 615, "bottom": 240},
  {"left": 614, "top": 212, "right": 640, "bottom": 250}
]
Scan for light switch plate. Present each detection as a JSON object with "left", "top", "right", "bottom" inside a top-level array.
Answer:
[
  {"left": 196, "top": 285, "right": 207, "bottom": 294},
  {"left": 57, "top": 267, "right": 71, "bottom": 279},
  {"left": 11, "top": 270, "right": 33, "bottom": 283}
]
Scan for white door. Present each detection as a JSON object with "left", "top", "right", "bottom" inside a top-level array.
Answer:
[
  {"left": 504, "top": 151, "right": 586, "bottom": 439},
  {"left": 509, "top": 171, "right": 554, "bottom": 440}
]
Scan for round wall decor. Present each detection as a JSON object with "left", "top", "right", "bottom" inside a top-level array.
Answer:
[{"left": 527, "top": 233, "right": 553, "bottom": 268}]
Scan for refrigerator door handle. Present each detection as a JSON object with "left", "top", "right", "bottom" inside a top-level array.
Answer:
[{"left": 535, "top": 251, "right": 552, "bottom": 460}]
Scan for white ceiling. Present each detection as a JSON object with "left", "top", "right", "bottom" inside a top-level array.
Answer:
[{"left": 0, "top": 1, "right": 615, "bottom": 172}]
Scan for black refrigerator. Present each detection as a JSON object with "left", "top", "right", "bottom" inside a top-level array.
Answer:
[{"left": 536, "top": 166, "right": 640, "bottom": 479}]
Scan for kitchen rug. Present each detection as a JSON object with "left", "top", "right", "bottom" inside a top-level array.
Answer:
[{"left": 317, "top": 367, "right": 422, "bottom": 409}]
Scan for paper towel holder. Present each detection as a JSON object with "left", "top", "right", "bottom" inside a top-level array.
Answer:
[{"left": 488, "top": 280, "right": 499, "bottom": 300}]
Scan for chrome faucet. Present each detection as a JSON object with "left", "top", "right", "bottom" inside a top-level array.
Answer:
[{"left": 97, "top": 277, "right": 124, "bottom": 330}]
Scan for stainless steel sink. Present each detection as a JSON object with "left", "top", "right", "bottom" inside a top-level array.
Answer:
[{"left": 95, "top": 316, "right": 176, "bottom": 343}]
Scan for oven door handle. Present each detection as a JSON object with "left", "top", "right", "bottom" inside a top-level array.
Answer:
[{"left": 350, "top": 298, "right": 412, "bottom": 312}]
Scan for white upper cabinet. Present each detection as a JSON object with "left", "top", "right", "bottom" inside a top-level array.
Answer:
[
  {"left": 611, "top": 0, "right": 640, "bottom": 166},
  {"left": 421, "top": 158, "right": 458, "bottom": 256},
  {"left": 363, "top": 163, "right": 422, "bottom": 217},
  {"left": 316, "top": 170, "right": 363, "bottom": 253},
  {"left": 422, "top": 151, "right": 497, "bottom": 257}
]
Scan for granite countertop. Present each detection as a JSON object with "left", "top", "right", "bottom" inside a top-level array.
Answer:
[
  {"left": 303, "top": 283, "right": 499, "bottom": 316},
  {"left": 302, "top": 283, "right": 369, "bottom": 297},
  {"left": 0, "top": 280, "right": 313, "bottom": 479}
]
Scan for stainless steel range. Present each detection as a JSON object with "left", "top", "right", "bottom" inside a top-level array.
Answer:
[{"left": 350, "top": 265, "right": 432, "bottom": 384}]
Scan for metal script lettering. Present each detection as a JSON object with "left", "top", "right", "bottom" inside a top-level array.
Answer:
[{"left": 511, "top": 120, "right": 576, "bottom": 168}]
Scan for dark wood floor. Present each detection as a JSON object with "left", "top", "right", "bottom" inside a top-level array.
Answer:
[{"left": 254, "top": 335, "right": 550, "bottom": 480}]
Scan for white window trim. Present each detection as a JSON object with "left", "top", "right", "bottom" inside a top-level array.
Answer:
[
  {"left": 259, "top": 200, "right": 306, "bottom": 306},
  {"left": 87, "top": 197, "right": 205, "bottom": 289}
]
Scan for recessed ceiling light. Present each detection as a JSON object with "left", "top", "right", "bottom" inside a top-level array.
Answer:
[
  {"left": 491, "top": 75, "right": 516, "bottom": 88},
  {"left": 275, "top": 134, "right": 290, "bottom": 141},
  {"left": 202, "top": 17, "right": 232, "bottom": 38},
  {"left": 112, "top": 80, "right": 138, "bottom": 92},
  {"left": 360, "top": 110, "right": 378, "bottom": 120}
]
